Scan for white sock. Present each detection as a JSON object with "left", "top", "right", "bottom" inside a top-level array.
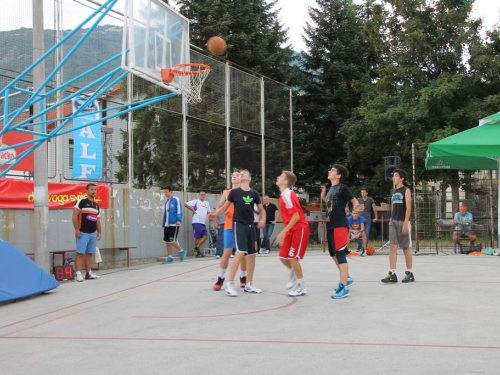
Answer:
[
  {"left": 240, "top": 270, "right": 247, "bottom": 277},
  {"left": 390, "top": 269, "right": 396, "bottom": 275},
  {"left": 219, "top": 268, "right": 226, "bottom": 278},
  {"left": 297, "top": 278, "right": 304, "bottom": 286}
]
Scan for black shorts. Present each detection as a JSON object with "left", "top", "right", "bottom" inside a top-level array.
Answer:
[
  {"left": 163, "top": 226, "right": 180, "bottom": 243},
  {"left": 233, "top": 222, "right": 257, "bottom": 255}
]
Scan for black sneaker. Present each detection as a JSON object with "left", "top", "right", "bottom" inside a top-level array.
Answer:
[
  {"left": 240, "top": 276, "right": 247, "bottom": 288},
  {"left": 401, "top": 271, "right": 415, "bottom": 283},
  {"left": 381, "top": 272, "right": 398, "bottom": 283},
  {"left": 213, "top": 277, "right": 225, "bottom": 291}
]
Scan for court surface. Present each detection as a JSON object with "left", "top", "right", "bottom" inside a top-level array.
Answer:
[{"left": 1, "top": 250, "right": 500, "bottom": 375}]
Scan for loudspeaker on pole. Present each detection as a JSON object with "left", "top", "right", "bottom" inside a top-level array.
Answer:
[{"left": 384, "top": 156, "right": 400, "bottom": 181}]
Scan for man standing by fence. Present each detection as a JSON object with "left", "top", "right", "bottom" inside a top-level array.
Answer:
[
  {"left": 72, "top": 183, "right": 101, "bottom": 282},
  {"left": 357, "top": 188, "right": 378, "bottom": 247}
]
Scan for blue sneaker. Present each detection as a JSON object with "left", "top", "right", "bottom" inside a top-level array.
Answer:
[
  {"left": 163, "top": 256, "right": 174, "bottom": 264},
  {"left": 331, "top": 285, "right": 350, "bottom": 299},
  {"left": 334, "top": 277, "right": 354, "bottom": 293},
  {"left": 347, "top": 276, "right": 354, "bottom": 287},
  {"left": 178, "top": 250, "right": 187, "bottom": 262}
]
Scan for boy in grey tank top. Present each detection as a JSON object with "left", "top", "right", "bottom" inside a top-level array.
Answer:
[{"left": 381, "top": 169, "right": 415, "bottom": 284}]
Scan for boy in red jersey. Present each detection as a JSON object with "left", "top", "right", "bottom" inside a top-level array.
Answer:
[{"left": 275, "top": 171, "right": 310, "bottom": 297}]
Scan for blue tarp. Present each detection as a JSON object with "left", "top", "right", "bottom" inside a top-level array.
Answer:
[{"left": 0, "top": 241, "right": 59, "bottom": 303}]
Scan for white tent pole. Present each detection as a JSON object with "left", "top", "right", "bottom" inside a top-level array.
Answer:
[{"left": 497, "top": 161, "right": 500, "bottom": 248}]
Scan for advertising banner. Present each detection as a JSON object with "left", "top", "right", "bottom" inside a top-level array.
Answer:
[
  {"left": 0, "top": 179, "right": 109, "bottom": 209},
  {"left": 71, "top": 97, "right": 102, "bottom": 179},
  {"left": 0, "top": 129, "right": 34, "bottom": 172}
]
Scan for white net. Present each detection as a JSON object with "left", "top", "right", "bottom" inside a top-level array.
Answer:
[{"left": 173, "top": 64, "right": 211, "bottom": 104}]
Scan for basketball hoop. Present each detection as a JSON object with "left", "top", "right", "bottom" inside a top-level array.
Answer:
[{"left": 162, "top": 63, "right": 210, "bottom": 104}]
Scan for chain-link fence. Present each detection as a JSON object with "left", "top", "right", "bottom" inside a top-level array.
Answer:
[
  {"left": 412, "top": 143, "right": 498, "bottom": 253},
  {"left": 1, "top": 0, "right": 292, "bottom": 196}
]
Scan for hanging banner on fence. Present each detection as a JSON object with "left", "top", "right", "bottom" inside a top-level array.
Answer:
[
  {"left": 0, "top": 129, "right": 34, "bottom": 172},
  {"left": 0, "top": 179, "right": 109, "bottom": 209},
  {"left": 71, "top": 97, "right": 102, "bottom": 179}
]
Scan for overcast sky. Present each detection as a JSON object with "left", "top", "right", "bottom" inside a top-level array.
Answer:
[
  {"left": 276, "top": 0, "right": 500, "bottom": 51},
  {"left": 2, "top": 0, "right": 499, "bottom": 53}
]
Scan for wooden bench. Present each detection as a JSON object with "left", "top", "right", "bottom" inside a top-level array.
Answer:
[
  {"left": 26, "top": 247, "right": 136, "bottom": 271},
  {"left": 435, "top": 219, "right": 488, "bottom": 253}
]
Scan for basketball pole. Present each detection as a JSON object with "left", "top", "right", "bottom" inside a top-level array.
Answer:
[{"left": 32, "top": 0, "right": 50, "bottom": 272}]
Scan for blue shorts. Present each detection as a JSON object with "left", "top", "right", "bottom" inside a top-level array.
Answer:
[
  {"left": 192, "top": 223, "right": 208, "bottom": 238},
  {"left": 76, "top": 231, "right": 97, "bottom": 254},
  {"left": 224, "top": 229, "right": 235, "bottom": 249}
]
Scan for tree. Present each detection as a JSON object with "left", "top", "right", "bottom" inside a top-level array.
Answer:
[
  {"left": 293, "top": 0, "right": 370, "bottom": 191},
  {"left": 340, "top": 0, "right": 494, "bottom": 200},
  {"left": 176, "top": 0, "right": 294, "bottom": 82}
]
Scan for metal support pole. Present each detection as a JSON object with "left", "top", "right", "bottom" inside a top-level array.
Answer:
[
  {"left": 33, "top": 0, "right": 49, "bottom": 272},
  {"left": 260, "top": 77, "right": 265, "bottom": 195},
  {"left": 225, "top": 62, "right": 230, "bottom": 188}
]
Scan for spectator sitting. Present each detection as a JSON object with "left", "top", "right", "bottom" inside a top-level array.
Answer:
[
  {"left": 348, "top": 211, "right": 367, "bottom": 256},
  {"left": 452, "top": 204, "right": 476, "bottom": 254}
]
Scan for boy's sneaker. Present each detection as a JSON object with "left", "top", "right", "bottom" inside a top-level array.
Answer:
[
  {"left": 288, "top": 284, "right": 307, "bottom": 297},
  {"left": 244, "top": 281, "right": 262, "bottom": 294},
  {"left": 178, "top": 250, "right": 187, "bottom": 262},
  {"left": 381, "top": 271, "right": 398, "bottom": 283},
  {"left": 213, "top": 277, "right": 225, "bottom": 291},
  {"left": 401, "top": 271, "right": 415, "bottom": 283},
  {"left": 240, "top": 276, "right": 247, "bottom": 288},
  {"left": 360, "top": 249, "right": 366, "bottom": 257},
  {"left": 194, "top": 250, "right": 205, "bottom": 258},
  {"left": 347, "top": 276, "right": 354, "bottom": 287},
  {"left": 163, "top": 256, "right": 174, "bottom": 264},
  {"left": 335, "top": 277, "right": 354, "bottom": 293},
  {"left": 286, "top": 270, "right": 297, "bottom": 289},
  {"left": 264, "top": 249, "right": 270, "bottom": 254},
  {"left": 85, "top": 271, "right": 100, "bottom": 280},
  {"left": 331, "top": 285, "right": 350, "bottom": 299},
  {"left": 224, "top": 281, "right": 238, "bottom": 297},
  {"left": 76, "top": 271, "right": 84, "bottom": 282}
]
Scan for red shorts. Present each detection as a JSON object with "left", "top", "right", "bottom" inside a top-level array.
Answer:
[
  {"left": 326, "top": 227, "right": 350, "bottom": 257},
  {"left": 278, "top": 226, "right": 309, "bottom": 259}
]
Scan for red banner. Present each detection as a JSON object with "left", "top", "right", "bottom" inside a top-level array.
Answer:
[
  {"left": 0, "top": 129, "right": 34, "bottom": 172},
  {"left": 0, "top": 179, "right": 109, "bottom": 209}
]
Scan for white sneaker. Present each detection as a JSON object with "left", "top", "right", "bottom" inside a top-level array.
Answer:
[
  {"left": 76, "top": 271, "right": 84, "bottom": 282},
  {"left": 85, "top": 271, "right": 100, "bottom": 280},
  {"left": 360, "top": 249, "right": 366, "bottom": 257},
  {"left": 244, "top": 281, "right": 262, "bottom": 294},
  {"left": 224, "top": 281, "right": 238, "bottom": 297},
  {"left": 264, "top": 249, "right": 270, "bottom": 254},
  {"left": 288, "top": 284, "right": 307, "bottom": 297},
  {"left": 286, "top": 270, "right": 297, "bottom": 289}
]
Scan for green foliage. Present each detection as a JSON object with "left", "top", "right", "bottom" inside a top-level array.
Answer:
[
  {"left": 293, "top": 0, "right": 370, "bottom": 191},
  {"left": 340, "top": 0, "right": 498, "bottom": 199}
]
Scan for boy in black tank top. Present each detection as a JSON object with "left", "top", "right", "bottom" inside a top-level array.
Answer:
[{"left": 381, "top": 169, "right": 415, "bottom": 283}]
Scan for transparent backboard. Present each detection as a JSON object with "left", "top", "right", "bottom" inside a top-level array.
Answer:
[{"left": 122, "top": 0, "right": 190, "bottom": 93}]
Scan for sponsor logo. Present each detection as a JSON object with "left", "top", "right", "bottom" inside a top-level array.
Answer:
[{"left": 87, "top": 214, "right": 98, "bottom": 221}]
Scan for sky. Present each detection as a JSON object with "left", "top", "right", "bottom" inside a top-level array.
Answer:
[
  {"left": 276, "top": 0, "right": 500, "bottom": 52},
  {"left": 2, "top": 0, "right": 500, "bottom": 52}
]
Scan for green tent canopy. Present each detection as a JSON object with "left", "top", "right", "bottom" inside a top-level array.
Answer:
[
  {"left": 425, "top": 123, "right": 500, "bottom": 170},
  {"left": 425, "top": 120, "right": 500, "bottom": 246}
]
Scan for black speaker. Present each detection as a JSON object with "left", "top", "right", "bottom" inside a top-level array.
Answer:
[{"left": 384, "top": 156, "right": 400, "bottom": 181}]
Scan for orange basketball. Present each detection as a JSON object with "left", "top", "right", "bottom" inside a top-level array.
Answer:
[
  {"left": 366, "top": 246, "right": 375, "bottom": 256},
  {"left": 207, "top": 36, "right": 227, "bottom": 55}
]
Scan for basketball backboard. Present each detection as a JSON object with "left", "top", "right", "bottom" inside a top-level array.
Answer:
[{"left": 122, "top": 0, "right": 190, "bottom": 93}]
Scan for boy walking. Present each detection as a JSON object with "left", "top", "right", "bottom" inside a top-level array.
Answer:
[
  {"left": 275, "top": 171, "right": 309, "bottom": 297},
  {"left": 161, "top": 186, "right": 186, "bottom": 264},
  {"left": 381, "top": 169, "right": 415, "bottom": 283},
  {"left": 320, "top": 165, "right": 363, "bottom": 299}
]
